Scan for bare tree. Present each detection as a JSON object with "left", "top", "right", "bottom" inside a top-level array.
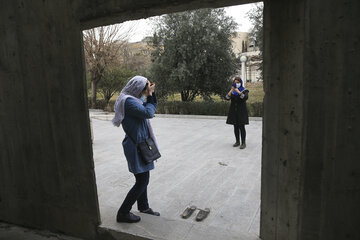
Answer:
[
  {"left": 83, "top": 24, "right": 134, "bottom": 108},
  {"left": 247, "top": 3, "right": 263, "bottom": 80}
]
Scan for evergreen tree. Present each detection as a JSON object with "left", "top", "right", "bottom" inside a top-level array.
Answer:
[{"left": 149, "top": 8, "right": 238, "bottom": 101}]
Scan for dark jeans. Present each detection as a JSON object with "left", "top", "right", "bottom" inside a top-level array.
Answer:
[
  {"left": 118, "top": 171, "right": 150, "bottom": 214},
  {"left": 234, "top": 124, "right": 246, "bottom": 144}
]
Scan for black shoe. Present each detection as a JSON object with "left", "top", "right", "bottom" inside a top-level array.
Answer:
[
  {"left": 140, "top": 208, "right": 160, "bottom": 216},
  {"left": 240, "top": 143, "right": 246, "bottom": 149},
  {"left": 116, "top": 212, "right": 141, "bottom": 223},
  {"left": 233, "top": 142, "right": 240, "bottom": 147}
]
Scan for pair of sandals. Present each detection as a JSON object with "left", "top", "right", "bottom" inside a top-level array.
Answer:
[{"left": 181, "top": 206, "right": 210, "bottom": 221}]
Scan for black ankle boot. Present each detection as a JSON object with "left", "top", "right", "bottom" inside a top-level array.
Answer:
[
  {"left": 116, "top": 212, "right": 141, "bottom": 223},
  {"left": 233, "top": 141, "right": 240, "bottom": 147},
  {"left": 140, "top": 208, "right": 160, "bottom": 216}
]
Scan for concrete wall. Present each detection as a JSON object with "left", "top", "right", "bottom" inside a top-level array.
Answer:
[
  {"left": 261, "top": 0, "right": 360, "bottom": 240},
  {"left": 299, "top": 1, "right": 360, "bottom": 239},
  {"left": 75, "top": 0, "right": 258, "bottom": 30},
  {"left": 0, "top": 0, "right": 256, "bottom": 239},
  {"left": 231, "top": 32, "right": 249, "bottom": 55},
  {"left": 0, "top": 0, "right": 359, "bottom": 239},
  {"left": 261, "top": 1, "right": 305, "bottom": 239},
  {"left": 0, "top": 1, "right": 100, "bottom": 239}
]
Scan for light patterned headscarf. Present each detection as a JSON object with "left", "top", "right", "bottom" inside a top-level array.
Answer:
[
  {"left": 112, "top": 76, "right": 147, "bottom": 127},
  {"left": 112, "top": 75, "right": 159, "bottom": 149}
]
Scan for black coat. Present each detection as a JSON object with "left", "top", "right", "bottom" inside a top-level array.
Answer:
[{"left": 226, "top": 90, "right": 249, "bottom": 125}]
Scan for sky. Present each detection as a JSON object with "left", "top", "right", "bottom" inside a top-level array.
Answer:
[{"left": 120, "top": 3, "right": 260, "bottom": 43}]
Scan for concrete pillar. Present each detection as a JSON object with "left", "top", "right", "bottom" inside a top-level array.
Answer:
[
  {"left": 0, "top": 0, "right": 265, "bottom": 238},
  {"left": 261, "top": 0, "right": 360, "bottom": 240},
  {"left": 0, "top": 1, "right": 100, "bottom": 239},
  {"left": 298, "top": 1, "right": 360, "bottom": 239},
  {"left": 261, "top": 1, "right": 306, "bottom": 239}
]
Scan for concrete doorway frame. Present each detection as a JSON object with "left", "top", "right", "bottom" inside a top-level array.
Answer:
[
  {"left": 81, "top": 1, "right": 267, "bottom": 240},
  {"left": 4, "top": 0, "right": 357, "bottom": 239},
  {"left": 82, "top": 1, "right": 265, "bottom": 239}
]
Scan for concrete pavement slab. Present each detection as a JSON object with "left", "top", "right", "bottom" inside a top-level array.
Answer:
[{"left": 92, "top": 114, "right": 262, "bottom": 240}]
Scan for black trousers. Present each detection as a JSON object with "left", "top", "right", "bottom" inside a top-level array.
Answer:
[
  {"left": 234, "top": 124, "right": 246, "bottom": 144},
  {"left": 118, "top": 171, "right": 150, "bottom": 214}
]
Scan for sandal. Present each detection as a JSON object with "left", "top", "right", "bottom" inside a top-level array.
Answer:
[
  {"left": 181, "top": 205, "right": 196, "bottom": 219},
  {"left": 195, "top": 208, "right": 210, "bottom": 221}
]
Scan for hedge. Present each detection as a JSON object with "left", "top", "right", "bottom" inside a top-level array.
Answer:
[
  {"left": 156, "top": 100, "right": 263, "bottom": 117},
  {"left": 89, "top": 99, "right": 263, "bottom": 117},
  {"left": 88, "top": 99, "right": 114, "bottom": 110}
]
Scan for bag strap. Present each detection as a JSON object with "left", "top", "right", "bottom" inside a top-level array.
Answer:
[
  {"left": 123, "top": 121, "right": 152, "bottom": 145},
  {"left": 123, "top": 128, "right": 138, "bottom": 146}
]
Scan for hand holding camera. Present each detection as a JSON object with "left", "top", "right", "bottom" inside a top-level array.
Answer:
[{"left": 148, "top": 82, "right": 156, "bottom": 96}]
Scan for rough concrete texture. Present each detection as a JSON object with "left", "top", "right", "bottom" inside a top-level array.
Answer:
[
  {"left": 299, "top": 1, "right": 360, "bottom": 239},
  {"left": 261, "top": 0, "right": 360, "bottom": 240},
  {"left": 76, "top": 0, "right": 258, "bottom": 29},
  {"left": 0, "top": 1, "right": 255, "bottom": 239},
  {"left": 0, "top": 222, "right": 81, "bottom": 240},
  {"left": 0, "top": 1, "right": 100, "bottom": 239},
  {"left": 261, "top": 1, "right": 306, "bottom": 239},
  {"left": 0, "top": 0, "right": 359, "bottom": 239},
  {"left": 91, "top": 115, "right": 261, "bottom": 240}
]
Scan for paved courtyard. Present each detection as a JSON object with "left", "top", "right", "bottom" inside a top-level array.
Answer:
[{"left": 91, "top": 112, "right": 262, "bottom": 240}]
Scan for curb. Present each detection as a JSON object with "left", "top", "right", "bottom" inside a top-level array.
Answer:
[{"left": 90, "top": 112, "right": 262, "bottom": 121}]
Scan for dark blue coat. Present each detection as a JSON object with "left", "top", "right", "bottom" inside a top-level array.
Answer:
[{"left": 121, "top": 95, "right": 157, "bottom": 174}]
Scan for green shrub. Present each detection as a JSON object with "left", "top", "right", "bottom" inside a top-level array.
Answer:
[
  {"left": 156, "top": 100, "right": 263, "bottom": 117},
  {"left": 247, "top": 102, "right": 263, "bottom": 117},
  {"left": 88, "top": 99, "right": 263, "bottom": 117},
  {"left": 88, "top": 99, "right": 115, "bottom": 111}
]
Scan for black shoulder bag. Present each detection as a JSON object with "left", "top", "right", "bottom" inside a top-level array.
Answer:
[{"left": 124, "top": 129, "right": 161, "bottom": 164}]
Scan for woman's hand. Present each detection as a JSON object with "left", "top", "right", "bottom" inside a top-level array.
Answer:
[{"left": 148, "top": 82, "right": 156, "bottom": 96}]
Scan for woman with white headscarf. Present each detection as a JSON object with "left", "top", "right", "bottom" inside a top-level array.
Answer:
[{"left": 112, "top": 75, "right": 160, "bottom": 223}]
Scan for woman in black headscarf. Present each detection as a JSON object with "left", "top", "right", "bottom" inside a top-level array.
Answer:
[{"left": 225, "top": 77, "right": 249, "bottom": 149}]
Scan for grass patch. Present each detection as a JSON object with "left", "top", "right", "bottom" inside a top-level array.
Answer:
[
  {"left": 244, "top": 82, "right": 264, "bottom": 103},
  {"left": 165, "top": 81, "right": 264, "bottom": 103}
]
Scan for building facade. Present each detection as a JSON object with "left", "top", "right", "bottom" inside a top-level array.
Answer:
[{"left": 231, "top": 32, "right": 263, "bottom": 82}]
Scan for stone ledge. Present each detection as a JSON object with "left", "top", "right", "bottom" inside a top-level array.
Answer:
[
  {"left": 89, "top": 110, "right": 262, "bottom": 122},
  {"left": 0, "top": 222, "right": 81, "bottom": 240},
  {"left": 98, "top": 206, "right": 260, "bottom": 240}
]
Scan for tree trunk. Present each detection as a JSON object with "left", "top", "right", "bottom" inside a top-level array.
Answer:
[
  {"left": 104, "top": 92, "right": 111, "bottom": 105},
  {"left": 104, "top": 103, "right": 112, "bottom": 112},
  {"left": 189, "top": 91, "right": 198, "bottom": 101},
  {"left": 91, "top": 80, "right": 97, "bottom": 108},
  {"left": 181, "top": 90, "right": 198, "bottom": 102},
  {"left": 181, "top": 91, "right": 188, "bottom": 102}
]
